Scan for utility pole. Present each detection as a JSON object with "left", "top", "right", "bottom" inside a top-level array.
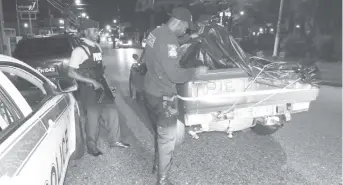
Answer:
[
  {"left": 49, "top": 7, "right": 53, "bottom": 34},
  {"left": 150, "top": 0, "right": 155, "bottom": 29},
  {"left": 28, "top": 12, "right": 33, "bottom": 34},
  {"left": 272, "top": 0, "right": 284, "bottom": 57},
  {"left": 0, "top": 0, "right": 5, "bottom": 54},
  {"left": 15, "top": 0, "right": 21, "bottom": 36}
]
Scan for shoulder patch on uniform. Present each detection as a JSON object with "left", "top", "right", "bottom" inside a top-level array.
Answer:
[
  {"left": 147, "top": 33, "right": 156, "bottom": 48},
  {"left": 167, "top": 44, "right": 178, "bottom": 59}
]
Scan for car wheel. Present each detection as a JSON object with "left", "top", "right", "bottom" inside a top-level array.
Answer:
[
  {"left": 251, "top": 119, "right": 284, "bottom": 135},
  {"left": 70, "top": 104, "right": 85, "bottom": 160}
]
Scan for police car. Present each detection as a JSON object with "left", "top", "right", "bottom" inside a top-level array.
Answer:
[{"left": 0, "top": 55, "right": 83, "bottom": 185}]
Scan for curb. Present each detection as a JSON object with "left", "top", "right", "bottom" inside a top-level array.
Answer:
[{"left": 320, "top": 81, "right": 342, "bottom": 87}]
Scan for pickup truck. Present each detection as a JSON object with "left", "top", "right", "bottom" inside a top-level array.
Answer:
[{"left": 129, "top": 23, "right": 320, "bottom": 139}]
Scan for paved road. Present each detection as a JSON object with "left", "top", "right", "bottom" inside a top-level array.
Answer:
[{"left": 65, "top": 48, "right": 342, "bottom": 185}]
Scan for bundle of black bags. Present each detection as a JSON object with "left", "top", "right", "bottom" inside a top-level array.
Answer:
[{"left": 179, "top": 22, "right": 321, "bottom": 88}]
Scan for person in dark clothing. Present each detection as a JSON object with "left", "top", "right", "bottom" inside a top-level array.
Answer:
[
  {"left": 68, "top": 20, "right": 129, "bottom": 157},
  {"left": 141, "top": 7, "right": 207, "bottom": 185}
]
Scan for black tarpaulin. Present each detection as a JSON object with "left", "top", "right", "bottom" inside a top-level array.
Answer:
[{"left": 179, "top": 22, "right": 320, "bottom": 87}]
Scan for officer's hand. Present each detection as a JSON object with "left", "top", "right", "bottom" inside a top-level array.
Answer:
[
  {"left": 195, "top": 66, "right": 208, "bottom": 75},
  {"left": 92, "top": 81, "right": 103, "bottom": 90}
]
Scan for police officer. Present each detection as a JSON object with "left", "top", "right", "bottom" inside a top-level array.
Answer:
[
  {"left": 68, "top": 20, "right": 129, "bottom": 157},
  {"left": 142, "top": 7, "right": 207, "bottom": 185}
]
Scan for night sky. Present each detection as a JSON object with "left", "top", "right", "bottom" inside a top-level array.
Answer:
[
  {"left": 3, "top": 0, "right": 138, "bottom": 25},
  {"left": 83, "top": 0, "right": 137, "bottom": 25}
]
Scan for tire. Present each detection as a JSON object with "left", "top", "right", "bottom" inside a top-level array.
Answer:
[
  {"left": 251, "top": 119, "right": 284, "bottom": 136},
  {"left": 70, "top": 104, "right": 85, "bottom": 160}
]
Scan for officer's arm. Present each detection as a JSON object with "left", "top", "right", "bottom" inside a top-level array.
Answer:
[
  {"left": 67, "top": 47, "right": 97, "bottom": 84},
  {"left": 178, "top": 34, "right": 191, "bottom": 45},
  {"left": 157, "top": 40, "right": 195, "bottom": 84}
]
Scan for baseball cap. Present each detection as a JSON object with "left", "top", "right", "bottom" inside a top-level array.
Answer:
[
  {"left": 80, "top": 19, "right": 99, "bottom": 30},
  {"left": 168, "top": 7, "right": 195, "bottom": 30}
]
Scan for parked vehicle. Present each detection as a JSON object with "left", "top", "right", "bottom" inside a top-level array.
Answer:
[
  {"left": 129, "top": 23, "right": 320, "bottom": 139},
  {"left": 12, "top": 33, "right": 81, "bottom": 82},
  {"left": 0, "top": 55, "right": 83, "bottom": 185}
]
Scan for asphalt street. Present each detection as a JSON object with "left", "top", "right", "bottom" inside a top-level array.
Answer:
[{"left": 64, "top": 48, "right": 342, "bottom": 185}]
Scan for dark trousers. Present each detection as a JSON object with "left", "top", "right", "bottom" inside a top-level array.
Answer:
[
  {"left": 144, "top": 93, "right": 178, "bottom": 178},
  {"left": 79, "top": 83, "right": 121, "bottom": 151}
]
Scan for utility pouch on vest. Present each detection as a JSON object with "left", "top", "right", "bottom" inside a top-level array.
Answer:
[
  {"left": 161, "top": 95, "right": 178, "bottom": 118},
  {"left": 95, "top": 88, "right": 105, "bottom": 103}
]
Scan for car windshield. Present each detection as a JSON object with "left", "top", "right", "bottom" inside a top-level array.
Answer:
[{"left": 15, "top": 37, "right": 71, "bottom": 58}]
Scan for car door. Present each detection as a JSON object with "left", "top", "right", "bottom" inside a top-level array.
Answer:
[{"left": 0, "top": 61, "right": 76, "bottom": 185}]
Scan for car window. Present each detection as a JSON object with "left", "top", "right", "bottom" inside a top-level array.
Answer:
[
  {"left": 0, "top": 65, "right": 49, "bottom": 113},
  {"left": 0, "top": 98, "right": 16, "bottom": 131},
  {"left": 14, "top": 37, "right": 72, "bottom": 58},
  {"left": 0, "top": 84, "right": 23, "bottom": 134},
  {"left": 3, "top": 72, "right": 47, "bottom": 111}
]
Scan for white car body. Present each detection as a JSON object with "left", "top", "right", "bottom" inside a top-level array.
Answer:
[{"left": 0, "top": 55, "right": 79, "bottom": 185}]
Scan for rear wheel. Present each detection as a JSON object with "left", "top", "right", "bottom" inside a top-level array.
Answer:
[{"left": 251, "top": 118, "right": 284, "bottom": 135}]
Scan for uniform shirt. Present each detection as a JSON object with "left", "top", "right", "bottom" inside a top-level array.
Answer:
[
  {"left": 68, "top": 38, "right": 103, "bottom": 69},
  {"left": 142, "top": 24, "right": 195, "bottom": 97}
]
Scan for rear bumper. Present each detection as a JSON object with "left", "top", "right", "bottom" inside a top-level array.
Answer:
[
  {"left": 181, "top": 101, "right": 312, "bottom": 126},
  {"left": 178, "top": 88, "right": 319, "bottom": 115}
]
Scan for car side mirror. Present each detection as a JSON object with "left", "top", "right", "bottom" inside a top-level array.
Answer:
[
  {"left": 57, "top": 78, "right": 78, "bottom": 93},
  {"left": 132, "top": 54, "right": 139, "bottom": 62}
]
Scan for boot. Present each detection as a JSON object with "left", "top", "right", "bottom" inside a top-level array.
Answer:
[
  {"left": 156, "top": 175, "right": 174, "bottom": 185},
  {"left": 87, "top": 147, "right": 103, "bottom": 157}
]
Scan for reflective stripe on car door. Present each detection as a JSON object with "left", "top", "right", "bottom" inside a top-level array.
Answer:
[{"left": 0, "top": 94, "right": 71, "bottom": 185}]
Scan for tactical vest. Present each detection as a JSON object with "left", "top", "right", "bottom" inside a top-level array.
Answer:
[{"left": 76, "top": 41, "right": 104, "bottom": 81}]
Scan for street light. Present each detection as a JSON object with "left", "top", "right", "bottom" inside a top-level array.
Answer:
[
  {"left": 240, "top": 11, "right": 245, "bottom": 15},
  {"left": 106, "top": 25, "right": 111, "bottom": 30},
  {"left": 113, "top": 19, "right": 117, "bottom": 24},
  {"left": 86, "top": 16, "right": 89, "bottom": 19},
  {"left": 23, "top": 23, "right": 28, "bottom": 28},
  {"left": 59, "top": 19, "right": 64, "bottom": 24},
  {"left": 75, "top": 0, "right": 81, "bottom": 5}
]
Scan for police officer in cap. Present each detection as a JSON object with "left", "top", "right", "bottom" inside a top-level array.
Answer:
[
  {"left": 68, "top": 20, "right": 130, "bottom": 157},
  {"left": 142, "top": 7, "right": 207, "bottom": 185}
]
